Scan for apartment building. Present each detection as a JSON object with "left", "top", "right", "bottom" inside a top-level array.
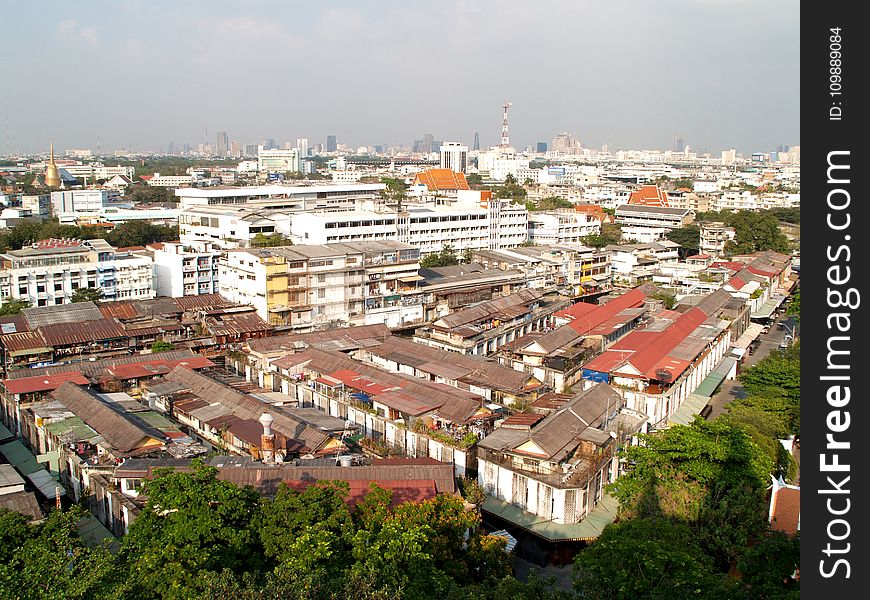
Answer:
[
  {"left": 413, "top": 289, "right": 568, "bottom": 356},
  {"left": 699, "top": 222, "right": 736, "bottom": 257},
  {"left": 150, "top": 241, "right": 222, "bottom": 297},
  {"left": 219, "top": 241, "right": 424, "bottom": 330},
  {"left": 0, "top": 238, "right": 154, "bottom": 306},
  {"left": 179, "top": 205, "right": 293, "bottom": 249}
]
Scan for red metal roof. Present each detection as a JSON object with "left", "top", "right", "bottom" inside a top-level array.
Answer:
[
  {"left": 107, "top": 356, "right": 214, "bottom": 380},
  {"left": 1, "top": 371, "right": 90, "bottom": 395},
  {"left": 502, "top": 412, "right": 544, "bottom": 427},
  {"left": 727, "top": 276, "right": 747, "bottom": 290},
  {"left": 557, "top": 286, "right": 649, "bottom": 335},
  {"left": 98, "top": 302, "right": 139, "bottom": 320}
]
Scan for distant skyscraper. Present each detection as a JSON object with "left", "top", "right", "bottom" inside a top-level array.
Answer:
[
  {"left": 167, "top": 141, "right": 176, "bottom": 155},
  {"left": 326, "top": 135, "right": 337, "bottom": 152},
  {"left": 440, "top": 142, "right": 468, "bottom": 174},
  {"left": 473, "top": 132, "right": 480, "bottom": 151},
  {"left": 536, "top": 142, "right": 547, "bottom": 153},
  {"left": 673, "top": 135, "right": 685, "bottom": 153},
  {"left": 421, "top": 133, "right": 435, "bottom": 154},
  {"left": 261, "top": 138, "right": 276, "bottom": 150},
  {"left": 216, "top": 131, "right": 228, "bottom": 156}
]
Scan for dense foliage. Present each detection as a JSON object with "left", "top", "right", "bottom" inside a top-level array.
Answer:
[
  {"left": 420, "top": 245, "right": 462, "bottom": 268},
  {"left": 576, "top": 337, "right": 803, "bottom": 599},
  {"left": 694, "top": 209, "right": 791, "bottom": 255},
  {"left": 664, "top": 224, "right": 700, "bottom": 252},
  {"left": 581, "top": 223, "right": 623, "bottom": 248},
  {"left": 0, "top": 220, "right": 178, "bottom": 253},
  {"left": 0, "top": 462, "right": 557, "bottom": 600}
]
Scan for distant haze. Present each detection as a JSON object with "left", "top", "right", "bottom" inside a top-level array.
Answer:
[{"left": 3, "top": 0, "right": 799, "bottom": 155}]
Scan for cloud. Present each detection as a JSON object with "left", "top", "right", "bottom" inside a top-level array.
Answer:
[{"left": 55, "top": 19, "right": 99, "bottom": 46}]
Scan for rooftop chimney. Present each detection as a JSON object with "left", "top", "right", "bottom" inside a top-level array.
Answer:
[{"left": 259, "top": 412, "right": 275, "bottom": 463}]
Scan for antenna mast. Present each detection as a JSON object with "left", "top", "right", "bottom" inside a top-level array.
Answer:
[{"left": 500, "top": 101, "right": 512, "bottom": 148}]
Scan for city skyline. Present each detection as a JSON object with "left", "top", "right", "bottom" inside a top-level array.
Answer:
[{"left": 3, "top": 0, "right": 799, "bottom": 155}]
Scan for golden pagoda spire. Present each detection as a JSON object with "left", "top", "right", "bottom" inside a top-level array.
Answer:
[{"left": 44, "top": 141, "right": 61, "bottom": 188}]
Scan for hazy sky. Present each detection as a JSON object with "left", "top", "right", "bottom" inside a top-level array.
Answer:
[{"left": 3, "top": 0, "right": 799, "bottom": 155}]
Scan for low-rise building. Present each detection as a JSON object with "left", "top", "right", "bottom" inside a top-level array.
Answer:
[
  {"left": 477, "top": 383, "right": 645, "bottom": 538},
  {"left": 413, "top": 289, "right": 568, "bottom": 356},
  {"left": 615, "top": 204, "right": 693, "bottom": 243},
  {"left": 219, "top": 241, "right": 424, "bottom": 330}
]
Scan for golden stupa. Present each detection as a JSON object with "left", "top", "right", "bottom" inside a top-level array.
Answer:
[{"left": 44, "top": 142, "right": 61, "bottom": 188}]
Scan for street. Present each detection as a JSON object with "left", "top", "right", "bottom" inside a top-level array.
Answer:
[{"left": 706, "top": 312, "right": 798, "bottom": 419}]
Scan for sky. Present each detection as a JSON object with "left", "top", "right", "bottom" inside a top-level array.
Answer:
[{"left": 2, "top": 0, "right": 799, "bottom": 155}]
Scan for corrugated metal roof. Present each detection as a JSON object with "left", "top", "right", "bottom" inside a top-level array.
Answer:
[
  {"left": 51, "top": 383, "right": 165, "bottom": 454},
  {"left": 23, "top": 302, "right": 103, "bottom": 328},
  {"left": 1, "top": 371, "right": 90, "bottom": 395}
]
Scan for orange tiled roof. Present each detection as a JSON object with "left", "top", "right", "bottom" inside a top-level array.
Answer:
[
  {"left": 413, "top": 169, "right": 470, "bottom": 191},
  {"left": 574, "top": 204, "right": 614, "bottom": 223},
  {"left": 628, "top": 185, "right": 669, "bottom": 207}
]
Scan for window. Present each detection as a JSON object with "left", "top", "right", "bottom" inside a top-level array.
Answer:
[
  {"left": 318, "top": 289, "right": 326, "bottom": 299},
  {"left": 54, "top": 283, "right": 63, "bottom": 292}
]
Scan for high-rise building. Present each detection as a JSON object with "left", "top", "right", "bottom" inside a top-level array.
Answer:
[
  {"left": 326, "top": 135, "right": 337, "bottom": 152},
  {"left": 261, "top": 138, "right": 276, "bottom": 150},
  {"left": 536, "top": 142, "right": 547, "bottom": 153},
  {"left": 721, "top": 149, "right": 737, "bottom": 165},
  {"left": 421, "top": 133, "right": 435, "bottom": 154},
  {"left": 216, "top": 131, "right": 229, "bottom": 156},
  {"left": 673, "top": 135, "right": 685, "bottom": 153},
  {"left": 440, "top": 142, "right": 468, "bottom": 174},
  {"left": 296, "top": 138, "right": 309, "bottom": 158},
  {"left": 473, "top": 132, "right": 480, "bottom": 151}
]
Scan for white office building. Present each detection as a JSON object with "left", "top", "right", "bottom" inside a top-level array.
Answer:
[
  {"left": 146, "top": 173, "right": 195, "bottom": 187},
  {"left": 440, "top": 142, "right": 468, "bottom": 174},
  {"left": 51, "top": 190, "right": 109, "bottom": 215}
]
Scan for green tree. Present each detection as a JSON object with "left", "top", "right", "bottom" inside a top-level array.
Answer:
[
  {"left": 0, "top": 507, "right": 118, "bottom": 600},
  {"left": 723, "top": 211, "right": 789, "bottom": 255},
  {"left": 71, "top": 288, "right": 103, "bottom": 303},
  {"left": 0, "top": 299, "right": 30, "bottom": 316},
  {"left": 785, "top": 290, "right": 799, "bottom": 323},
  {"left": 610, "top": 418, "right": 770, "bottom": 522},
  {"left": 116, "top": 460, "right": 263, "bottom": 599},
  {"left": 150, "top": 340, "right": 175, "bottom": 353},
  {"left": 530, "top": 196, "right": 575, "bottom": 211},
  {"left": 573, "top": 517, "right": 729, "bottom": 599},
  {"left": 649, "top": 289, "right": 677, "bottom": 309},
  {"left": 420, "top": 245, "right": 460, "bottom": 268},
  {"left": 665, "top": 224, "right": 701, "bottom": 252},
  {"left": 251, "top": 233, "right": 292, "bottom": 247},
  {"left": 582, "top": 223, "right": 622, "bottom": 248}
]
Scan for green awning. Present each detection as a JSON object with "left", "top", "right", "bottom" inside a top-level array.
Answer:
[
  {"left": 693, "top": 356, "right": 737, "bottom": 397},
  {"left": 0, "top": 440, "right": 42, "bottom": 475},
  {"left": 482, "top": 493, "right": 619, "bottom": 542},
  {"left": 668, "top": 393, "right": 711, "bottom": 426},
  {"left": 0, "top": 421, "right": 14, "bottom": 443},
  {"left": 77, "top": 516, "right": 121, "bottom": 553}
]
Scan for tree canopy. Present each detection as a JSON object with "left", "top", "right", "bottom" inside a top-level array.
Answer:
[
  {"left": 71, "top": 288, "right": 103, "bottom": 304},
  {"left": 664, "top": 224, "right": 700, "bottom": 253},
  {"left": 0, "top": 461, "right": 549, "bottom": 600},
  {"left": 420, "top": 245, "right": 461, "bottom": 268}
]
